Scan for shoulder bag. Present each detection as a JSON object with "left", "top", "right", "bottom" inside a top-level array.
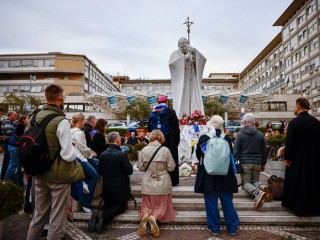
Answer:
[{"left": 144, "top": 146, "right": 163, "bottom": 171}]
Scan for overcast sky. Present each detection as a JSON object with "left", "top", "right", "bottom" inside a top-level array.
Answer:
[{"left": 0, "top": 0, "right": 292, "bottom": 79}]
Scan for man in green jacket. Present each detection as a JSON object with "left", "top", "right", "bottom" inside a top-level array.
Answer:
[{"left": 27, "top": 84, "right": 78, "bottom": 240}]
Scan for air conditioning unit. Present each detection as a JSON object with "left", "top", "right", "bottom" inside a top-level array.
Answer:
[
  {"left": 310, "top": 70, "right": 314, "bottom": 74},
  {"left": 291, "top": 47, "right": 294, "bottom": 50},
  {"left": 312, "top": 108, "right": 318, "bottom": 112},
  {"left": 315, "top": 67, "right": 319, "bottom": 72},
  {"left": 305, "top": 90, "right": 310, "bottom": 95},
  {"left": 317, "top": 86, "right": 320, "bottom": 91}
]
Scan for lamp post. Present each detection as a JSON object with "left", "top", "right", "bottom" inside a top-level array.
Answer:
[{"left": 28, "top": 75, "right": 36, "bottom": 111}]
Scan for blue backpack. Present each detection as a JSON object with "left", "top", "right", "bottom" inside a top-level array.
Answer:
[
  {"left": 203, "top": 132, "right": 231, "bottom": 175},
  {"left": 149, "top": 105, "right": 170, "bottom": 136}
]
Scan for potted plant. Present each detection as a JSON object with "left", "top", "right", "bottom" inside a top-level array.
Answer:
[
  {"left": 0, "top": 180, "right": 24, "bottom": 239},
  {"left": 266, "top": 134, "right": 286, "bottom": 178}
]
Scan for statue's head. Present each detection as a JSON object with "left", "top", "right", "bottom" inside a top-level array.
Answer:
[{"left": 178, "top": 37, "right": 189, "bottom": 54}]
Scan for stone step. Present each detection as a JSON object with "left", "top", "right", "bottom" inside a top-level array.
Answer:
[
  {"left": 73, "top": 209, "right": 320, "bottom": 225},
  {"left": 91, "top": 197, "right": 283, "bottom": 211},
  {"left": 130, "top": 185, "right": 252, "bottom": 198}
]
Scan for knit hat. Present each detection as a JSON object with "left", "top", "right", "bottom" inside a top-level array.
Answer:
[
  {"left": 206, "top": 115, "right": 224, "bottom": 130},
  {"left": 243, "top": 113, "right": 255, "bottom": 124},
  {"left": 157, "top": 96, "right": 168, "bottom": 103}
]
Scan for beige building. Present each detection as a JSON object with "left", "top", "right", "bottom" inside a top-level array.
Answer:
[{"left": 0, "top": 52, "right": 119, "bottom": 119}]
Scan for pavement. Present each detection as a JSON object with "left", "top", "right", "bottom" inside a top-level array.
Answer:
[{"left": 2, "top": 152, "right": 320, "bottom": 239}]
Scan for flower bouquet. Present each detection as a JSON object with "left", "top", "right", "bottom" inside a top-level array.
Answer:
[{"left": 179, "top": 110, "right": 207, "bottom": 125}]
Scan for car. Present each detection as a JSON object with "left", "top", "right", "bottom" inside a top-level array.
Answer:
[
  {"left": 107, "top": 122, "right": 127, "bottom": 129},
  {"left": 263, "top": 122, "right": 282, "bottom": 130},
  {"left": 225, "top": 121, "right": 244, "bottom": 133}
]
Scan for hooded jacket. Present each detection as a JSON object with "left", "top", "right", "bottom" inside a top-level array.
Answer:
[{"left": 233, "top": 126, "right": 267, "bottom": 165}]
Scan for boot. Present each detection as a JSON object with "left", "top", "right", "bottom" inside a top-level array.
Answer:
[
  {"left": 148, "top": 215, "right": 160, "bottom": 237},
  {"left": 137, "top": 214, "right": 149, "bottom": 236}
]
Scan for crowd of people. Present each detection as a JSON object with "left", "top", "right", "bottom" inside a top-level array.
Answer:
[{"left": 0, "top": 83, "right": 319, "bottom": 238}]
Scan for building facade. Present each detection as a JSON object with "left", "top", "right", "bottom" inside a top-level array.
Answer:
[
  {"left": 240, "top": 0, "right": 320, "bottom": 118},
  {"left": 0, "top": 52, "right": 119, "bottom": 118}
]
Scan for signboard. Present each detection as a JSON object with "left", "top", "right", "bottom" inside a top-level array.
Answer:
[
  {"left": 239, "top": 95, "right": 248, "bottom": 104},
  {"left": 220, "top": 95, "right": 228, "bottom": 104},
  {"left": 127, "top": 96, "right": 135, "bottom": 104},
  {"left": 107, "top": 96, "right": 117, "bottom": 108},
  {"left": 147, "top": 95, "right": 157, "bottom": 106}
]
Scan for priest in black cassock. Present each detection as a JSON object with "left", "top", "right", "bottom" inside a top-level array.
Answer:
[{"left": 282, "top": 97, "right": 320, "bottom": 216}]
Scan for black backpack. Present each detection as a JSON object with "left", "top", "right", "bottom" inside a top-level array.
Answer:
[{"left": 19, "top": 113, "right": 61, "bottom": 175}]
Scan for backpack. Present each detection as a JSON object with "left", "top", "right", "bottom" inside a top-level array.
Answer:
[
  {"left": 149, "top": 106, "right": 170, "bottom": 135},
  {"left": 19, "top": 113, "right": 62, "bottom": 175},
  {"left": 203, "top": 132, "right": 231, "bottom": 175}
]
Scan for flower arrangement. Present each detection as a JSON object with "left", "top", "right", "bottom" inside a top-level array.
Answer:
[
  {"left": 266, "top": 134, "right": 286, "bottom": 161},
  {"left": 179, "top": 163, "right": 192, "bottom": 177},
  {"left": 179, "top": 110, "right": 208, "bottom": 125}
]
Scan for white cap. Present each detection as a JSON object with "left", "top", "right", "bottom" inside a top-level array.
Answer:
[{"left": 206, "top": 115, "right": 224, "bottom": 130}]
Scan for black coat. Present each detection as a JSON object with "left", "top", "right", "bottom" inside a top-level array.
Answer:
[
  {"left": 282, "top": 111, "right": 320, "bottom": 216},
  {"left": 91, "top": 131, "right": 109, "bottom": 159},
  {"left": 194, "top": 130, "right": 239, "bottom": 194},
  {"left": 99, "top": 144, "right": 133, "bottom": 202},
  {"left": 148, "top": 106, "right": 180, "bottom": 185},
  {"left": 83, "top": 123, "right": 94, "bottom": 148}
]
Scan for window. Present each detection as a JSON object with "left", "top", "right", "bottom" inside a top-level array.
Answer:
[
  {"left": 293, "top": 52, "right": 299, "bottom": 63},
  {"left": 44, "top": 59, "right": 55, "bottom": 67},
  {"left": 310, "top": 37, "right": 319, "bottom": 51},
  {"left": 268, "top": 102, "right": 287, "bottom": 111},
  {"left": 0, "top": 61, "right": 9, "bottom": 68},
  {"left": 307, "top": 1, "right": 316, "bottom": 15},
  {"left": 298, "top": 28, "right": 307, "bottom": 41},
  {"left": 308, "top": 18, "right": 317, "bottom": 34},
  {"left": 300, "top": 45, "right": 308, "bottom": 57},
  {"left": 298, "top": 12, "right": 306, "bottom": 24},
  {"left": 21, "top": 60, "right": 33, "bottom": 67},
  {"left": 9, "top": 60, "right": 20, "bottom": 67},
  {"left": 285, "top": 57, "right": 291, "bottom": 67},
  {"left": 33, "top": 60, "right": 44, "bottom": 67}
]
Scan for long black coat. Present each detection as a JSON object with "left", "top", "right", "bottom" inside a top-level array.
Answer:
[
  {"left": 283, "top": 111, "right": 320, "bottom": 216},
  {"left": 148, "top": 106, "right": 180, "bottom": 186},
  {"left": 99, "top": 144, "right": 133, "bottom": 203},
  {"left": 194, "top": 130, "right": 239, "bottom": 194}
]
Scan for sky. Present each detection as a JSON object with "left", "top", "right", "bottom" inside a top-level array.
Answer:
[{"left": 0, "top": 0, "right": 293, "bottom": 79}]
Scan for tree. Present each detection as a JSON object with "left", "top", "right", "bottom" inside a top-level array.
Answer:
[
  {"left": 2, "top": 93, "right": 44, "bottom": 114},
  {"left": 203, "top": 98, "right": 225, "bottom": 117},
  {"left": 123, "top": 99, "right": 152, "bottom": 127}
]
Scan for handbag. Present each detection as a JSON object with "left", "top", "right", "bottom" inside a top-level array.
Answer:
[
  {"left": 230, "top": 153, "right": 243, "bottom": 174},
  {"left": 267, "top": 175, "right": 284, "bottom": 200},
  {"left": 144, "top": 146, "right": 163, "bottom": 171}
]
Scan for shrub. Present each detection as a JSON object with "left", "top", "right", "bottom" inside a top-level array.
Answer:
[
  {"left": 129, "top": 142, "right": 147, "bottom": 161},
  {"left": 0, "top": 180, "right": 24, "bottom": 220}
]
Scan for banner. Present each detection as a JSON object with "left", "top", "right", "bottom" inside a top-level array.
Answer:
[
  {"left": 239, "top": 95, "right": 248, "bottom": 104},
  {"left": 147, "top": 95, "right": 157, "bottom": 105},
  {"left": 127, "top": 96, "right": 135, "bottom": 104},
  {"left": 220, "top": 95, "right": 228, "bottom": 104},
  {"left": 107, "top": 96, "right": 117, "bottom": 108}
]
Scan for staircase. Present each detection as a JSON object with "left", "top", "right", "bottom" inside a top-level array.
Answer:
[{"left": 72, "top": 172, "right": 320, "bottom": 225}]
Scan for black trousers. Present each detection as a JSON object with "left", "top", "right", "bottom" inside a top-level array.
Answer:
[{"left": 102, "top": 201, "right": 126, "bottom": 223}]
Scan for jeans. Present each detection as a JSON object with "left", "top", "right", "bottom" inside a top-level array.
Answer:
[
  {"left": 204, "top": 191, "right": 239, "bottom": 234},
  {"left": 4, "top": 145, "right": 23, "bottom": 186},
  {"left": 72, "top": 158, "right": 99, "bottom": 208},
  {"left": 240, "top": 164, "right": 264, "bottom": 197},
  {"left": 0, "top": 142, "right": 10, "bottom": 180}
]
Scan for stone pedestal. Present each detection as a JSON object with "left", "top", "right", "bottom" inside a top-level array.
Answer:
[{"left": 267, "top": 160, "right": 286, "bottom": 178}]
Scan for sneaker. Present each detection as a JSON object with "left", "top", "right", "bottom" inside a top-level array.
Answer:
[
  {"left": 229, "top": 227, "right": 239, "bottom": 236},
  {"left": 83, "top": 182, "right": 89, "bottom": 194},
  {"left": 82, "top": 206, "right": 92, "bottom": 213},
  {"left": 206, "top": 227, "right": 219, "bottom": 236},
  {"left": 260, "top": 185, "right": 273, "bottom": 202},
  {"left": 148, "top": 215, "right": 160, "bottom": 237},
  {"left": 254, "top": 190, "right": 267, "bottom": 209}
]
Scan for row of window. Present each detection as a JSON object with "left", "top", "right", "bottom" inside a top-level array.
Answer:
[
  {"left": 0, "top": 85, "right": 43, "bottom": 93},
  {"left": 0, "top": 59, "right": 55, "bottom": 68}
]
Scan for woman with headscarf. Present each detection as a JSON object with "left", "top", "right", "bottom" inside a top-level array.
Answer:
[
  {"left": 137, "top": 130, "right": 176, "bottom": 238},
  {"left": 194, "top": 115, "right": 239, "bottom": 237}
]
